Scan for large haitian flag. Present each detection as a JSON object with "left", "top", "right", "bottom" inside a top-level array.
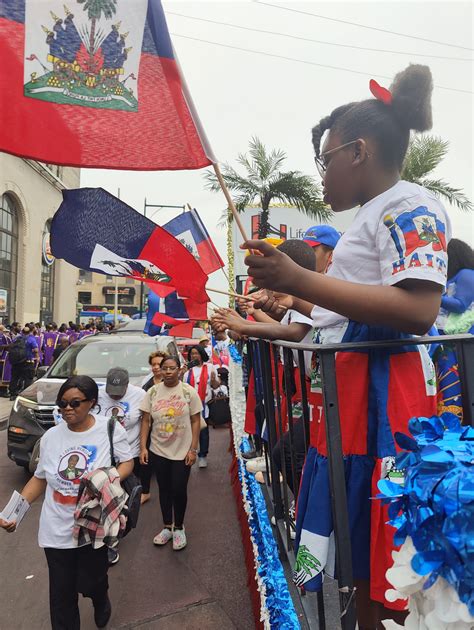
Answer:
[
  {"left": 51, "top": 188, "right": 209, "bottom": 303},
  {"left": 0, "top": 0, "right": 214, "bottom": 170},
  {"left": 163, "top": 208, "right": 224, "bottom": 275}
]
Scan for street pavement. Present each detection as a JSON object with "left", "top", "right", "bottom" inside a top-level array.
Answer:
[{"left": 0, "top": 425, "right": 254, "bottom": 630}]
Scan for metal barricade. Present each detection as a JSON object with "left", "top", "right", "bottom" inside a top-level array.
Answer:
[{"left": 245, "top": 334, "right": 474, "bottom": 630}]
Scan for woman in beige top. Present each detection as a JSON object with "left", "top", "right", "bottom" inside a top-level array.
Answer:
[{"left": 139, "top": 355, "right": 202, "bottom": 550}]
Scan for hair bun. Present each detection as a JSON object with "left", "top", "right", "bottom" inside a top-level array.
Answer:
[{"left": 389, "top": 64, "right": 433, "bottom": 132}]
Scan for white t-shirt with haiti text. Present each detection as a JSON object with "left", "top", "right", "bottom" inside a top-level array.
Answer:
[
  {"left": 35, "top": 415, "right": 131, "bottom": 549},
  {"left": 97, "top": 384, "right": 146, "bottom": 458},
  {"left": 311, "top": 181, "right": 451, "bottom": 329},
  {"left": 140, "top": 382, "right": 202, "bottom": 461}
]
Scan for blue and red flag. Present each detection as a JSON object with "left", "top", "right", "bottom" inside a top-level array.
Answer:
[
  {"left": 163, "top": 208, "right": 224, "bottom": 275},
  {"left": 51, "top": 188, "right": 209, "bottom": 303},
  {"left": 0, "top": 0, "right": 214, "bottom": 170},
  {"left": 145, "top": 289, "right": 205, "bottom": 337},
  {"left": 383, "top": 206, "right": 447, "bottom": 258}
]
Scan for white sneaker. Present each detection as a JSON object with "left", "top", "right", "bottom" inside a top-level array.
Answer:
[
  {"left": 153, "top": 528, "right": 173, "bottom": 545},
  {"left": 245, "top": 456, "right": 266, "bottom": 473},
  {"left": 198, "top": 457, "right": 208, "bottom": 468},
  {"left": 173, "top": 528, "right": 187, "bottom": 550}
]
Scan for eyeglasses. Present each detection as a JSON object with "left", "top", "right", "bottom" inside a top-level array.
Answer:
[
  {"left": 57, "top": 398, "right": 88, "bottom": 409},
  {"left": 314, "top": 140, "right": 359, "bottom": 178}
]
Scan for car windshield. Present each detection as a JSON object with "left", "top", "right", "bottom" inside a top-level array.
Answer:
[{"left": 48, "top": 340, "right": 169, "bottom": 379}]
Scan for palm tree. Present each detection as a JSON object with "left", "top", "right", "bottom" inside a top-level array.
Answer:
[
  {"left": 402, "top": 135, "right": 472, "bottom": 211},
  {"left": 78, "top": 0, "right": 117, "bottom": 52},
  {"left": 204, "top": 137, "right": 330, "bottom": 238}
]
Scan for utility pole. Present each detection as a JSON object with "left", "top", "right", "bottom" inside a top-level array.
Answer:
[{"left": 139, "top": 199, "right": 186, "bottom": 318}]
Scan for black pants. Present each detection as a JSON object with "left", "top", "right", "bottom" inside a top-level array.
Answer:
[
  {"left": 149, "top": 451, "right": 191, "bottom": 529},
  {"left": 44, "top": 545, "right": 109, "bottom": 630},
  {"left": 133, "top": 456, "right": 151, "bottom": 494},
  {"left": 272, "top": 418, "right": 306, "bottom": 495},
  {"left": 9, "top": 361, "right": 35, "bottom": 396}
]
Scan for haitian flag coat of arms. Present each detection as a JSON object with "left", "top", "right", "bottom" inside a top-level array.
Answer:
[{"left": 0, "top": 0, "right": 215, "bottom": 170}]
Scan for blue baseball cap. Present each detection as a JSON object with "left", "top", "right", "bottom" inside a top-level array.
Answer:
[{"left": 303, "top": 225, "right": 340, "bottom": 249}]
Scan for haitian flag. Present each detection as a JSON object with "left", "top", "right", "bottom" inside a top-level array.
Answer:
[
  {"left": 163, "top": 208, "right": 224, "bottom": 275},
  {"left": 148, "top": 290, "right": 207, "bottom": 337},
  {"left": 0, "top": 0, "right": 214, "bottom": 170},
  {"left": 383, "top": 206, "right": 447, "bottom": 258},
  {"left": 51, "top": 188, "right": 209, "bottom": 303}
]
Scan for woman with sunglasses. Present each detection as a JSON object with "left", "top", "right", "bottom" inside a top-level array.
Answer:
[
  {"left": 139, "top": 351, "right": 169, "bottom": 504},
  {"left": 139, "top": 356, "right": 202, "bottom": 550},
  {"left": 0, "top": 375, "right": 133, "bottom": 629}
]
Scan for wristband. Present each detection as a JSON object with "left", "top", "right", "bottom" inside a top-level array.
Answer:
[{"left": 190, "top": 448, "right": 198, "bottom": 454}]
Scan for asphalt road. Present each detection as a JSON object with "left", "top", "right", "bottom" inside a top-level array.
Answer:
[{"left": 0, "top": 426, "right": 254, "bottom": 630}]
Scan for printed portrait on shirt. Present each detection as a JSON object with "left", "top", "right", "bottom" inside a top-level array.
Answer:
[
  {"left": 104, "top": 401, "right": 129, "bottom": 427},
  {"left": 57, "top": 451, "right": 87, "bottom": 481}
]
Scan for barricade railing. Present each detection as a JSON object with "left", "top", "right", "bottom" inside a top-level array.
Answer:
[{"left": 246, "top": 333, "right": 474, "bottom": 630}]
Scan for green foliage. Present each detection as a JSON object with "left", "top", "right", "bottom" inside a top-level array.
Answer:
[
  {"left": 205, "top": 137, "right": 331, "bottom": 238},
  {"left": 77, "top": 0, "right": 117, "bottom": 20},
  {"left": 294, "top": 545, "right": 322, "bottom": 577},
  {"left": 402, "top": 135, "right": 472, "bottom": 212}
]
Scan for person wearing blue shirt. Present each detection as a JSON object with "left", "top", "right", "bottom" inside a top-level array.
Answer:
[{"left": 434, "top": 239, "right": 474, "bottom": 419}]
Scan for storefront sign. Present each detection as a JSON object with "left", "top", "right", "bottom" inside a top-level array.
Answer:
[
  {"left": 42, "top": 232, "right": 55, "bottom": 266},
  {"left": 0, "top": 289, "right": 7, "bottom": 314}
]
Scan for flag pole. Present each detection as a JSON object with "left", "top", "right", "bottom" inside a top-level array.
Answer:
[
  {"left": 206, "top": 286, "right": 254, "bottom": 302},
  {"left": 213, "top": 162, "right": 249, "bottom": 242}
]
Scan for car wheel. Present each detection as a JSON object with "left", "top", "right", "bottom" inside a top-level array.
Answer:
[{"left": 29, "top": 438, "right": 41, "bottom": 474}]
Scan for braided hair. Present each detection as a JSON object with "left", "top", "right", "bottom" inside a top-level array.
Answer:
[{"left": 312, "top": 64, "right": 433, "bottom": 171}]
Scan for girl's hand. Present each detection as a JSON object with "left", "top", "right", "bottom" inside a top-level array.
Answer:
[
  {"left": 212, "top": 309, "right": 246, "bottom": 334},
  {"left": 242, "top": 240, "right": 298, "bottom": 292},
  {"left": 185, "top": 450, "right": 197, "bottom": 466},
  {"left": 139, "top": 448, "right": 149, "bottom": 465},
  {"left": 0, "top": 518, "right": 16, "bottom": 533},
  {"left": 253, "top": 291, "right": 293, "bottom": 317}
]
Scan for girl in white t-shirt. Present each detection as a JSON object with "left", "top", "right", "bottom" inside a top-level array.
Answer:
[
  {"left": 0, "top": 375, "right": 133, "bottom": 629},
  {"left": 184, "top": 345, "right": 220, "bottom": 468},
  {"left": 244, "top": 65, "right": 450, "bottom": 628}
]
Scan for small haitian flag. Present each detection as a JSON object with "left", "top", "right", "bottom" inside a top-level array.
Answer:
[
  {"left": 50, "top": 188, "right": 209, "bottom": 303},
  {"left": 163, "top": 208, "right": 224, "bottom": 275},
  {"left": 149, "top": 290, "right": 207, "bottom": 334},
  {"left": 383, "top": 206, "right": 447, "bottom": 258},
  {"left": 0, "top": 0, "right": 214, "bottom": 170}
]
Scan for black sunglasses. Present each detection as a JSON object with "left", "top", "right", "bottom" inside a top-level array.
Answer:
[{"left": 57, "top": 398, "right": 89, "bottom": 409}]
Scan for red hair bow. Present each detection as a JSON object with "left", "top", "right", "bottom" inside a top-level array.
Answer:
[{"left": 369, "top": 79, "right": 392, "bottom": 105}]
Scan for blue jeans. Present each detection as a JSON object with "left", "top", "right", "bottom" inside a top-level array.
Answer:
[{"left": 199, "top": 426, "right": 209, "bottom": 458}]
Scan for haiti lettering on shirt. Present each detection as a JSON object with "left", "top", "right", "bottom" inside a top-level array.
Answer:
[
  {"left": 383, "top": 206, "right": 447, "bottom": 276},
  {"left": 53, "top": 444, "right": 97, "bottom": 504}
]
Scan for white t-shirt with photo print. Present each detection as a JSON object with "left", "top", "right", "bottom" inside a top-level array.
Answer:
[
  {"left": 97, "top": 384, "right": 146, "bottom": 458},
  {"left": 311, "top": 180, "right": 451, "bottom": 329},
  {"left": 35, "top": 415, "right": 131, "bottom": 549}
]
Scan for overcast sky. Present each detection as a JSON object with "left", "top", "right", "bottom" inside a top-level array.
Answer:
[{"left": 81, "top": 1, "right": 473, "bottom": 304}]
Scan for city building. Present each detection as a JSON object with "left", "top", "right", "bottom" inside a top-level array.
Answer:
[
  {"left": 0, "top": 154, "right": 80, "bottom": 325},
  {"left": 76, "top": 270, "right": 148, "bottom": 319}
]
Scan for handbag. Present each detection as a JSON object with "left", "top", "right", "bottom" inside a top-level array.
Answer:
[
  {"left": 107, "top": 418, "right": 142, "bottom": 537},
  {"left": 208, "top": 395, "right": 231, "bottom": 427}
]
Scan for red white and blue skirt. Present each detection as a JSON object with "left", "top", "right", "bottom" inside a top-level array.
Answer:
[{"left": 294, "top": 321, "right": 437, "bottom": 610}]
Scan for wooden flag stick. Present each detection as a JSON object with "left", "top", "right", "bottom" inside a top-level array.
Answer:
[
  {"left": 207, "top": 286, "right": 254, "bottom": 302},
  {"left": 213, "top": 162, "right": 249, "bottom": 243}
]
